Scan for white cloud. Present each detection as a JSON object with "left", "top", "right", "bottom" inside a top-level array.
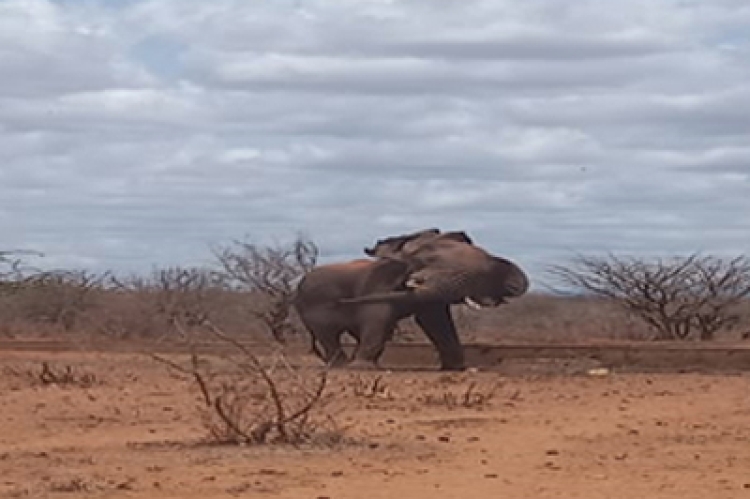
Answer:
[{"left": 1, "top": 0, "right": 749, "bottom": 286}]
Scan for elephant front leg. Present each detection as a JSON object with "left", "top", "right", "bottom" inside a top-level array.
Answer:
[{"left": 414, "top": 304, "right": 465, "bottom": 371}]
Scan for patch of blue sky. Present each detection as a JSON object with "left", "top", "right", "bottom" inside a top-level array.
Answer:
[{"left": 129, "top": 35, "right": 186, "bottom": 80}]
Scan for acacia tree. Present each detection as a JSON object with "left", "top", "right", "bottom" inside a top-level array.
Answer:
[
  {"left": 0, "top": 250, "right": 42, "bottom": 289},
  {"left": 213, "top": 235, "right": 318, "bottom": 343},
  {"left": 1, "top": 251, "right": 17, "bottom": 294},
  {"left": 548, "top": 253, "right": 750, "bottom": 341}
]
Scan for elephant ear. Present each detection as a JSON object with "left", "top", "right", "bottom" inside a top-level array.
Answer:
[
  {"left": 364, "top": 228, "right": 441, "bottom": 258},
  {"left": 357, "top": 257, "right": 411, "bottom": 295},
  {"left": 395, "top": 231, "right": 476, "bottom": 271},
  {"left": 434, "top": 231, "right": 473, "bottom": 245}
]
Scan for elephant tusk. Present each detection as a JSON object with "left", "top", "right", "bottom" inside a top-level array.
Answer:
[
  {"left": 464, "top": 297, "right": 483, "bottom": 310},
  {"left": 406, "top": 277, "right": 425, "bottom": 289}
]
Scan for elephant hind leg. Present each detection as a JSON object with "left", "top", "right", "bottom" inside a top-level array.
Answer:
[
  {"left": 352, "top": 319, "right": 396, "bottom": 369},
  {"left": 297, "top": 306, "right": 349, "bottom": 367},
  {"left": 309, "top": 327, "right": 349, "bottom": 368}
]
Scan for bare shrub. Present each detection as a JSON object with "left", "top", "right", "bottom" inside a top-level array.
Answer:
[
  {"left": 213, "top": 235, "right": 318, "bottom": 343},
  {"left": 86, "top": 278, "right": 163, "bottom": 339},
  {"left": 418, "top": 382, "right": 498, "bottom": 409},
  {"left": 0, "top": 250, "right": 43, "bottom": 335},
  {"left": 18, "top": 270, "right": 108, "bottom": 331},
  {"left": 36, "top": 362, "right": 99, "bottom": 388},
  {"left": 350, "top": 374, "right": 393, "bottom": 400},
  {"left": 138, "top": 267, "right": 217, "bottom": 327},
  {"left": 46, "top": 476, "right": 134, "bottom": 494},
  {"left": 151, "top": 319, "right": 340, "bottom": 446},
  {"left": 549, "top": 254, "right": 750, "bottom": 341},
  {"left": 0, "top": 251, "right": 110, "bottom": 336},
  {"left": 103, "top": 266, "right": 222, "bottom": 339}
]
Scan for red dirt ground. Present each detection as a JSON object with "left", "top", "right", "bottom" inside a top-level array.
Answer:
[{"left": 1, "top": 349, "right": 749, "bottom": 499}]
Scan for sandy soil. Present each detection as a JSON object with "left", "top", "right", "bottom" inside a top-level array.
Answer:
[{"left": 1, "top": 350, "right": 749, "bottom": 499}]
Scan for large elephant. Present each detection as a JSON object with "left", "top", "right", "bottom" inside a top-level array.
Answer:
[{"left": 292, "top": 229, "right": 529, "bottom": 370}]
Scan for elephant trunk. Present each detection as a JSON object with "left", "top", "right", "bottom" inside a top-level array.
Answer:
[{"left": 494, "top": 257, "right": 529, "bottom": 298}]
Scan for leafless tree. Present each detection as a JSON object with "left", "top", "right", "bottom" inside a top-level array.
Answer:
[
  {"left": 146, "top": 266, "right": 219, "bottom": 327},
  {"left": 548, "top": 254, "right": 750, "bottom": 341},
  {"left": 213, "top": 235, "right": 318, "bottom": 343}
]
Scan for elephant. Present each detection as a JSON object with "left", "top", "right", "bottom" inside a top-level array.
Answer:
[{"left": 292, "top": 229, "right": 529, "bottom": 370}]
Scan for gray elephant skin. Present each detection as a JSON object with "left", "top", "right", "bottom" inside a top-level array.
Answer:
[{"left": 292, "top": 229, "right": 529, "bottom": 370}]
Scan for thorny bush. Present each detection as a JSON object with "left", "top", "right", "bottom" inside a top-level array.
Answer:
[{"left": 151, "top": 319, "right": 342, "bottom": 446}]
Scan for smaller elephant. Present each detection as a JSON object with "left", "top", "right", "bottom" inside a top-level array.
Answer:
[{"left": 293, "top": 229, "right": 528, "bottom": 370}]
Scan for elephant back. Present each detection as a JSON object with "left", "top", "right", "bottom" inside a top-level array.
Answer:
[{"left": 295, "top": 259, "right": 376, "bottom": 306}]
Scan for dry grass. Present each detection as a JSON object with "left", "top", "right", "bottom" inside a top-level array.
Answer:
[
  {"left": 2, "top": 361, "right": 101, "bottom": 389},
  {"left": 392, "top": 293, "right": 651, "bottom": 344},
  {"left": 3, "top": 286, "right": 748, "bottom": 344},
  {"left": 1, "top": 264, "right": 748, "bottom": 345},
  {"left": 417, "top": 381, "right": 499, "bottom": 409},
  {"left": 472, "top": 293, "right": 648, "bottom": 343},
  {"left": 0, "top": 274, "right": 299, "bottom": 343},
  {"left": 478, "top": 293, "right": 750, "bottom": 343}
]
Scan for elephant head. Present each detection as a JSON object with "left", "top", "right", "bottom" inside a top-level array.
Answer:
[{"left": 346, "top": 230, "right": 529, "bottom": 308}]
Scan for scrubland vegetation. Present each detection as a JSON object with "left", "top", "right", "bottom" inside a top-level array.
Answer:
[{"left": 2, "top": 241, "right": 749, "bottom": 344}]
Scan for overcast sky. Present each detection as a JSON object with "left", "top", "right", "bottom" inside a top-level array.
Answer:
[{"left": 1, "top": 0, "right": 749, "bottom": 285}]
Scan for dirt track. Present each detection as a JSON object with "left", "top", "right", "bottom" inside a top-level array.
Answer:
[
  {"left": 1, "top": 346, "right": 750, "bottom": 499},
  {"left": 2, "top": 339, "right": 750, "bottom": 373}
]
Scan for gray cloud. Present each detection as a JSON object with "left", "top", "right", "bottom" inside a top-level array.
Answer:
[{"left": 1, "top": 0, "right": 749, "bottom": 287}]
